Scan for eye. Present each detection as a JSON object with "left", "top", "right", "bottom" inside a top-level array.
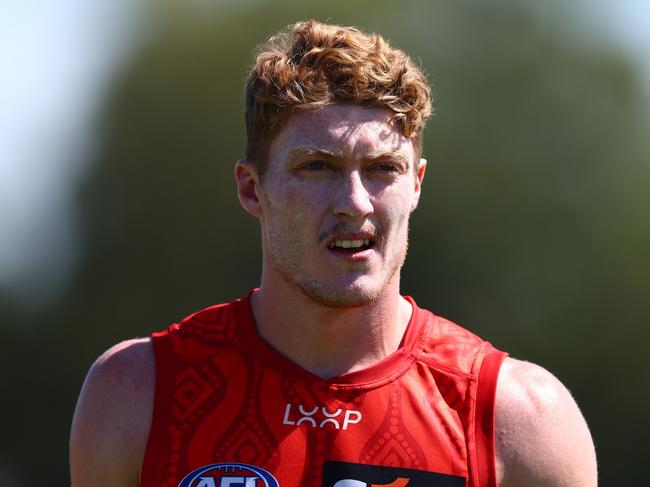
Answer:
[
  {"left": 302, "top": 160, "right": 329, "bottom": 170},
  {"left": 373, "top": 162, "right": 400, "bottom": 173}
]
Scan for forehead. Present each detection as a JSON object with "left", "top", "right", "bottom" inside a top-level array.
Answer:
[{"left": 268, "top": 105, "right": 416, "bottom": 164}]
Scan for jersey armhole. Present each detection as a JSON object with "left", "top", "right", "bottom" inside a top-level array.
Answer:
[
  {"left": 474, "top": 347, "right": 508, "bottom": 487},
  {"left": 140, "top": 329, "right": 176, "bottom": 487}
]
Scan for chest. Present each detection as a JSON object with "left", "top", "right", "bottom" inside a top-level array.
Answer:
[{"left": 150, "top": 355, "right": 471, "bottom": 487}]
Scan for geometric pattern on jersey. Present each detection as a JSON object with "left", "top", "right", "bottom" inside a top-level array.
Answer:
[{"left": 140, "top": 292, "right": 507, "bottom": 487}]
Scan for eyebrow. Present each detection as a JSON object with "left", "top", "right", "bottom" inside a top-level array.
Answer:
[{"left": 285, "top": 145, "right": 411, "bottom": 162}]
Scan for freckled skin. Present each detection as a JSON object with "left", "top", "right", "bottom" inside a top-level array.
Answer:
[{"left": 255, "top": 105, "right": 424, "bottom": 307}]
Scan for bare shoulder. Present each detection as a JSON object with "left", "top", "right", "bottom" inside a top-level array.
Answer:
[
  {"left": 70, "top": 338, "right": 156, "bottom": 487},
  {"left": 494, "top": 357, "right": 597, "bottom": 487}
]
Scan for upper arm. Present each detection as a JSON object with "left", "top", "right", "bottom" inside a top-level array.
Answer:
[
  {"left": 70, "top": 338, "right": 155, "bottom": 487},
  {"left": 494, "top": 357, "right": 597, "bottom": 487}
]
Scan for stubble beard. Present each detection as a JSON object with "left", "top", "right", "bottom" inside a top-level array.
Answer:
[{"left": 267, "top": 224, "right": 410, "bottom": 309}]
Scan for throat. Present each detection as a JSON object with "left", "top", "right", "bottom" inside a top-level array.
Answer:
[{"left": 250, "top": 289, "right": 412, "bottom": 380}]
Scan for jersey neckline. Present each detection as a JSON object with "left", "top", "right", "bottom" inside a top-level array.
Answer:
[{"left": 234, "top": 290, "right": 430, "bottom": 389}]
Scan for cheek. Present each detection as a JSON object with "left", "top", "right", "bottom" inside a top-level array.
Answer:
[
  {"left": 265, "top": 177, "right": 326, "bottom": 211},
  {"left": 264, "top": 187, "right": 319, "bottom": 234},
  {"left": 377, "top": 187, "right": 415, "bottom": 224}
]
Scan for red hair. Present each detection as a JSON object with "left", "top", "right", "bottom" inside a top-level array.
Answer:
[{"left": 245, "top": 20, "right": 432, "bottom": 173}]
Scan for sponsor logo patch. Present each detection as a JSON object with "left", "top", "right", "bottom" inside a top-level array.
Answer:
[
  {"left": 322, "top": 461, "right": 466, "bottom": 487},
  {"left": 282, "top": 403, "right": 362, "bottom": 430},
  {"left": 178, "top": 462, "right": 279, "bottom": 487}
]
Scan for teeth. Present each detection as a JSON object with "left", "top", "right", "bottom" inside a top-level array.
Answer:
[{"left": 329, "top": 239, "right": 370, "bottom": 249}]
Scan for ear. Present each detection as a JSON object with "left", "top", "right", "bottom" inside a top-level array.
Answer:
[
  {"left": 411, "top": 158, "right": 427, "bottom": 211},
  {"left": 235, "top": 160, "right": 263, "bottom": 218}
]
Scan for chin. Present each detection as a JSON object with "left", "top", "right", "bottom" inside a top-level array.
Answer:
[{"left": 295, "top": 277, "right": 384, "bottom": 309}]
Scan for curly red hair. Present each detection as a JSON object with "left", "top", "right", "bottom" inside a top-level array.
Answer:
[{"left": 245, "top": 20, "right": 432, "bottom": 173}]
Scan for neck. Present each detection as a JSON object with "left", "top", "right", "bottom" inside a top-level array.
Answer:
[{"left": 250, "top": 279, "right": 412, "bottom": 380}]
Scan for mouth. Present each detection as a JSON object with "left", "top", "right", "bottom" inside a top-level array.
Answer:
[{"left": 327, "top": 238, "right": 374, "bottom": 254}]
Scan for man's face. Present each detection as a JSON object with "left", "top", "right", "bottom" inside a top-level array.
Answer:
[{"left": 241, "top": 104, "right": 426, "bottom": 307}]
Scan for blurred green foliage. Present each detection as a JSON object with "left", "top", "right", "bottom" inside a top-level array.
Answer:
[{"left": 2, "top": 0, "right": 649, "bottom": 485}]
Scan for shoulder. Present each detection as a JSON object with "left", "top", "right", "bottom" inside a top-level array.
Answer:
[
  {"left": 70, "top": 338, "right": 156, "bottom": 487},
  {"left": 494, "top": 357, "right": 597, "bottom": 487},
  {"left": 415, "top": 306, "right": 498, "bottom": 376}
]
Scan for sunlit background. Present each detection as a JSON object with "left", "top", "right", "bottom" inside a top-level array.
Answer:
[{"left": 1, "top": 1, "right": 649, "bottom": 485}]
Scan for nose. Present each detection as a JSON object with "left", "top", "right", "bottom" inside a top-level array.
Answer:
[{"left": 333, "top": 170, "right": 374, "bottom": 218}]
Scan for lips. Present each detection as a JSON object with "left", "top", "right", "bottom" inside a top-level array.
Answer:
[
  {"left": 324, "top": 231, "right": 377, "bottom": 256},
  {"left": 328, "top": 239, "right": 371, "bottom": 250},
  {"left": 319, "top": 222, "right": 380, "bottom": 258}
]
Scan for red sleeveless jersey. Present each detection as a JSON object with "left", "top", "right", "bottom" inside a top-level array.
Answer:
[{"left": 141, "top": 294, "right": 506, "bottom": 487}]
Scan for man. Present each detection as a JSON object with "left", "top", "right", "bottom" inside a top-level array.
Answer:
[{"left": 70, "top": 20, "right": 597, "bottom": 487}]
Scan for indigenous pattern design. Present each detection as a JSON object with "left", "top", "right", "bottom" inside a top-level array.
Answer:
[{"left": 140, "top": 294, "right": 506, "bottom": 487}]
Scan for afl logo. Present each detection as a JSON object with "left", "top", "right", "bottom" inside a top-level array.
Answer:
[{"left": 178, "top": 462, "right": 279, "bottom": 487}]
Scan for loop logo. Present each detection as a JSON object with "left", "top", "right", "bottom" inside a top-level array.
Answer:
[
  {"left": 177, "top": 463, "right": 279, "bottom": 487},
  {"left": 282, "top": 403, "right": 362, "bottom": 430},
  {"left": 323, "top": 461, "right": 466, "bottom": 487}
]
